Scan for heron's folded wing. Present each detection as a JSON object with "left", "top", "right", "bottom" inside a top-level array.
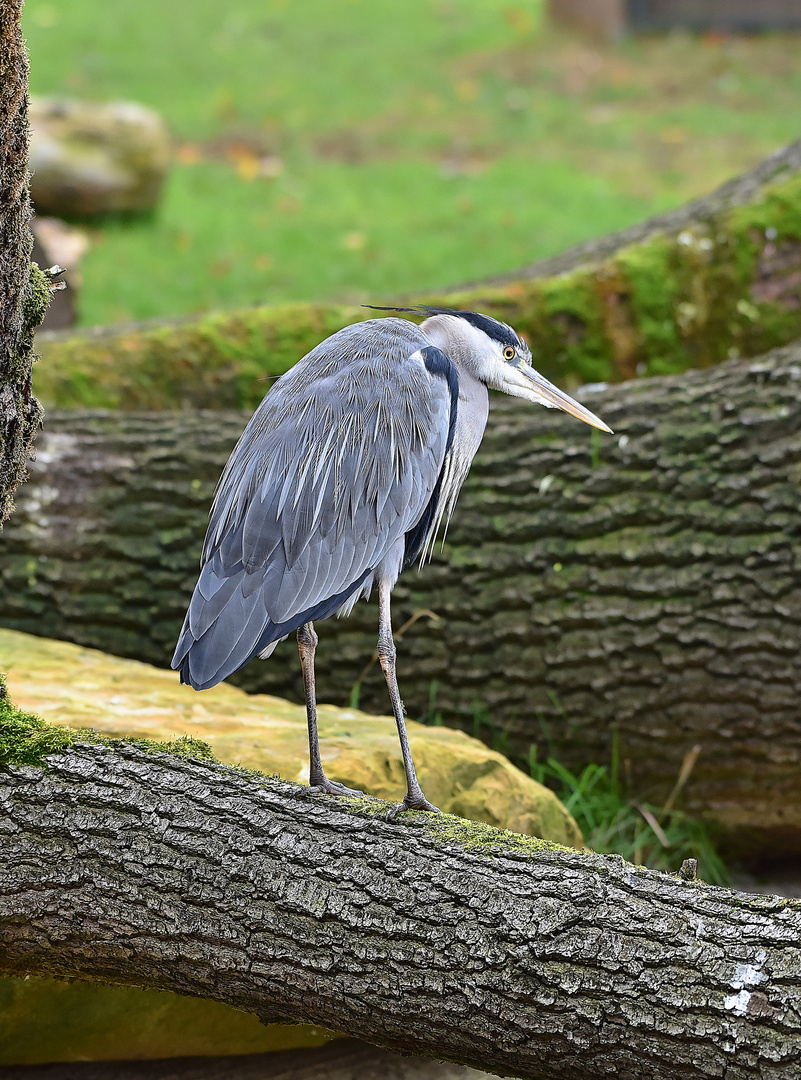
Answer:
[
  {"left": 173, "top": 321, "right": 456, "bottom": 686},
  {"left": 221, "top": 348, "right": 452, "bottom": 620}
]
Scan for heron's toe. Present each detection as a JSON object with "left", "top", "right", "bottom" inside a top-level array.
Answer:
[
  {"left": 309, "top": 777, "right": 367, "bottom": 799},
  {"left": 385, "top": 792, "right": 441, "bottom": 820}
]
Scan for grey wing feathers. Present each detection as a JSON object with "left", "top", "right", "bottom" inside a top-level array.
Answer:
[{"left": 172, "top": 319, "right": 451, "bottom": 690}]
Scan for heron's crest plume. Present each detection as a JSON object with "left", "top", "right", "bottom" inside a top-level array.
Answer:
[{"left": 363, "top": 304, "right": 522, "bottom": 350}]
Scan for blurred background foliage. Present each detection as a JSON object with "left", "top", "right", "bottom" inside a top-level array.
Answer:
[{"left": 22, "top": 0, "right": 801, "bottom": 328}]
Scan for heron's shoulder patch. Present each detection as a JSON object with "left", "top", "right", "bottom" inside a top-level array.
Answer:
[{"left": 418, "top": 346, "right": 458, "bottom": 453}]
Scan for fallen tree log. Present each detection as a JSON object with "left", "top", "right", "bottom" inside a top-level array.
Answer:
[
  {"left": 33, "top": 138, "right": 801, "bottom": 410},
  {"left": 3, "top": 344, "right": 801, "bottom": 855},
  {"left": 1, "top": 724, "right": 800, "bottom": 1080}
]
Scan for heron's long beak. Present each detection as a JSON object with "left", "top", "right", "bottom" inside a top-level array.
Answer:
[{"left": 516, "top": 366, "right": 613, "bottom": 433}]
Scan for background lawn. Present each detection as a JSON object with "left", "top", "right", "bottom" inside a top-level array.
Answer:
[{"left": 22, "top": 0, "right": 801, "bottom": 327}]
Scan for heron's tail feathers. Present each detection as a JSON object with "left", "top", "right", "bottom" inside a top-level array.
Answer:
[
  {"left": 171, "top": 565, "right": 373, "bottom": 690},
  {"left": 171, "top": 606, "right": 280, "bottom": 691}
]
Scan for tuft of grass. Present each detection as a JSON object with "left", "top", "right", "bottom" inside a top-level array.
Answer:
[
  {"left": 416, "top": 679, "right": 445, "bottom": 728},
  {"left": 528, "top": 736, "right": 730, "bottom": 886},
  {"left": 431, "top": 691, "right": 728, "bottom": 883},
  {"left": 470, "top": 699, "right": 511, "bottom": 756}
]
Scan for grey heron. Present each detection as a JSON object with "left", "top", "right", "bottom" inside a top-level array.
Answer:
[{"left": 172, "top": 307, "right": 611, "bottom": 814}]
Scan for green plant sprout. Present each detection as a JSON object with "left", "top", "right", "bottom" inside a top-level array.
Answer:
[{"left": 528, "top": 736, "right": 729, "bottom": 885}]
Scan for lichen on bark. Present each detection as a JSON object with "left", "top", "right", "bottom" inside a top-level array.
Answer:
[{"left": 0, "top": 0, "right": 49, "bottom": 525}]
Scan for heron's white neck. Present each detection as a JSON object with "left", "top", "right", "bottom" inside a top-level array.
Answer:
[
  {"left": 420, "top": 313, "right": 490, "bottom": 467},
  {"left": 420, "top": 314, "right": 500, "bottom": 385}
]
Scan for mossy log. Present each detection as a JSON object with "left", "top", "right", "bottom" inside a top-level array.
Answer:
[
  {"left": 0, "top": 0, "right": 50, "bottom": 524},
  {"left": 4, "top": 343, "right": 801, "bottom": 855},
  {"left": 34, "top": 139, "right": 801, "bottom": 410},
  {"left": 1, "top": 729, "right": 801, "bottom": 1080}
]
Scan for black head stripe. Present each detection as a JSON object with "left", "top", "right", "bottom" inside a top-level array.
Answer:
[
  {"left": 446, "top": 310, "right": 521, "bottom": 349},
  {"left": 363, "top": 304, "right": 522, "bottom": 349}
]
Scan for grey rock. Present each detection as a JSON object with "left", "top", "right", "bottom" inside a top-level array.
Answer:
[{"left": 29, "top": 98, "right": 170, "bottom": 217}]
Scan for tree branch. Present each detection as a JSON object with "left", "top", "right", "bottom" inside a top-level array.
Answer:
[
  {"left": 0, "top": 0, "right": 50, "bottom": 525},
  {"left": 1, "top": 738, "right": 800, "bottom": 1080}
]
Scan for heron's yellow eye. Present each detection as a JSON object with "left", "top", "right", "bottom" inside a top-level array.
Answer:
[{"left": 503, "top": 346, "right": 516, "bottom": 361}]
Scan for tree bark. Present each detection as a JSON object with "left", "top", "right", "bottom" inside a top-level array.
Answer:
[
  {"left": 1, "top": 739, "right": 800, "bottom": 1080},
  {"left": 0, "top": 0, "right": 49, "bottom": 526},
  {"left": 3, "top": 345, "right": 801, "bottom": 856},
  {"left": 33, "top": 138, "right": 801, "bottom": 411}
]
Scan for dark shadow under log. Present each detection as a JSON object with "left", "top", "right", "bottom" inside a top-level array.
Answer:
[
  {"left": 1, "top": 739, "right": 800, "bottom": 1080},
  {"left": 0, "top": 1039, "right": 493, "bottom": 1080}
]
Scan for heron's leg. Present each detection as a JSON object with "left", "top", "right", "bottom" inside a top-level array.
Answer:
[
  {"left": 297, "top": 622, "right": 365, "bottom": 799},
  {"left": 377, "top": 582, "right": 440, "bottom": 816}
]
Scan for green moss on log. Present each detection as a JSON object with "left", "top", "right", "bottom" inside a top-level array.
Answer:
[
  {"left": 35, "top": 301, "right": 365, "bottom": 410},
  {"left": 422, "top": 814, "right": 568, "bottom": 858},
  {"left": 22, "top": 264, "right": 51, "bottom": 338},
  {"left": 0, "top": 674, "right": 78, "bottom": 767},
  {"left": 0, "top": 677, "right": 216, "bottom": 769},
  {"left": 34, "top": 169, "right": 801, "bottom": 409}
]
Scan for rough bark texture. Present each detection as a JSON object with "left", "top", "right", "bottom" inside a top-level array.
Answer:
[
  {"left": 32, "top": 139, "right": 801, "bottom": 410},
  {"left": 3, "top": 346, "right": 801, "bottom": 855},
  {"left": 1, "top": 740, "right": 800, "bottom": 1080},
  {"left": 0, "top": 0, "right": 48, "bottom": 525}
]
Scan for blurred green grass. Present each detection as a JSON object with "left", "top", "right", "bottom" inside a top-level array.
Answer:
[{"left": 23, "top": 0, "right": 801, "bottom": 327}]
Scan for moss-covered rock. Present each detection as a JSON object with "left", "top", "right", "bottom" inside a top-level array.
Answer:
[
  {"left": 33, "top": 144, "right": 801, "bottom": 409},
  {"left": 0, "top": 976, "right": 335, "bottom": 1066}
]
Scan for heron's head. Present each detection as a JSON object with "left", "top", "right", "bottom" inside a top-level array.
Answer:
[{"left": 368, "top": 305, "right": 611, "bottom": 434}]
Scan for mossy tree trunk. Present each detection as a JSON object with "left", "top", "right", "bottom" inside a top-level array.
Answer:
[
  {"left": 1, "top": 737, "right": 800, "bottom": 1080},
  {"left": 33, "top": 139, "right": 801, "bottom": 410},
  {"left": 0, "top": 0, "right": 49, "bottom": 526},
  {"left": 3, "top": 344, "right": 801, "bottom": 856}
]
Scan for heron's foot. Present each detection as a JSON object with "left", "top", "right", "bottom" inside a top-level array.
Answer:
[
  {"left": 385, "top": 791, "right": 441, "bottom": 820},
  {"left": 307, "top": 776, "right": 367, "bottom": 799}
]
